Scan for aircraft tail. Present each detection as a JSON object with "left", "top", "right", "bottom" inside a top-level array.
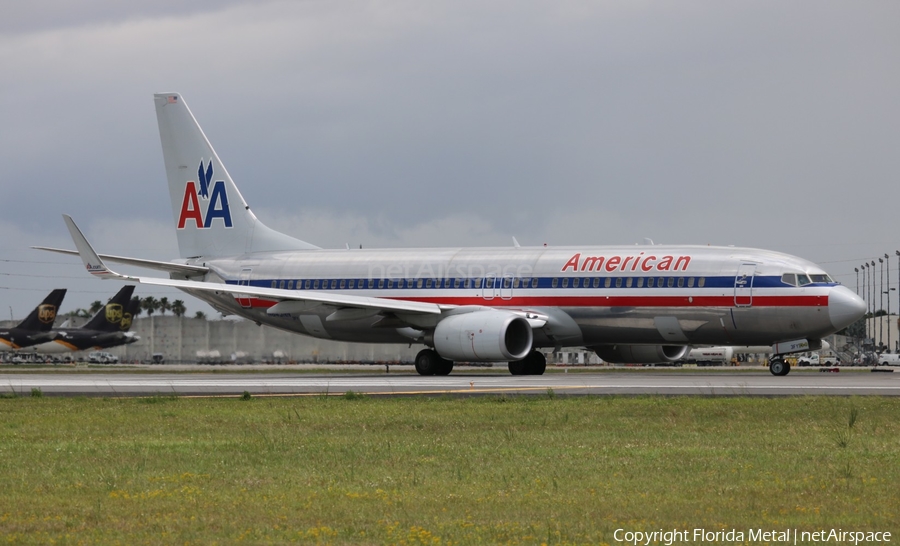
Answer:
[
  {"left": 82, "top": 286, "right": 135, "bottom": 332},
  {"left": 153, "top": 93, "right": 319, "bottom": 258},
  {"left": 123, "top": 297, "right": 141, "bottom": 331},
  {"left": 17, "top": 289, "right": 66, "bottom": 331}
]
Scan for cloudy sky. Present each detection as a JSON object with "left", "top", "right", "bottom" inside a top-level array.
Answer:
[{"left": 1, "top": 1, "right": 898, "bottom": 319}]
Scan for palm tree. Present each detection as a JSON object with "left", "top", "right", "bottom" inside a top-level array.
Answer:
[
  {"left": 88, "top": 300, "right": 104, "bottom": 315},
  {"left": 158, "top": 297, "right": 170, "bottom": 315},
  {"left": 130, "top": 297, "right": 143, "bottom": 318},
  {"left": 142, "top": 296, "right": 159, "bottom": 316},
  {"left": 194, "top": 311, "right": 207, "bottom": 320},
  {"left": 171, "top": 300, "right": 186, "bottom": 317}
]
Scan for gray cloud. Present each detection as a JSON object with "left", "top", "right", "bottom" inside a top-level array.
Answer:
[{"left": 2, "top": 1, "right": 898, "bottom": 317}]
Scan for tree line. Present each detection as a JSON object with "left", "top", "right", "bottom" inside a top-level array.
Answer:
[{"left": 66, "top": 296, "right": 207, "bottom": 320}]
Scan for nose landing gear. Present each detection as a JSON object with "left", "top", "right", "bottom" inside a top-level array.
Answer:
[{"left": 769, "top": 357, "right": 790, "bottom": 376}]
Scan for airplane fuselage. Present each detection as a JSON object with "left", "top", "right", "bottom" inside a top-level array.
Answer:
[{"left": 181, "top": 244, "right": 857, "bottom": 349}]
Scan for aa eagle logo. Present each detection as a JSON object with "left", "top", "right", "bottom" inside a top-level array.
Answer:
[
  {"left": 38, "top": 304, "right": 57, "bottom": 324},
  {"left": 105, "top": 304, "right": 123, "bottom": 324}
]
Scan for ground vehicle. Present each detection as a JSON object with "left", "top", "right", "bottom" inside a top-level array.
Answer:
[
  {"left": 88, "top": 351, "right": 119, "bottom": 364},
  {"left": 877, "top": 353, "right": 900, "bottom": 366},
  {"left": 681, "top": 347, "right": 734, "bottom": 366},
  {"left": 797, "top": 353, "right": 840, "bottom": 366}
]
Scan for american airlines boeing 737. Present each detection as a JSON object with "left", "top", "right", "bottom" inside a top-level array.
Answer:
[{"left": 38, "top": 93, "right": 866, "bottom": 376}]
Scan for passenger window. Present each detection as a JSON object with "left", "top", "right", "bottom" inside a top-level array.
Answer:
[
  {"left": 626, "top": 277, "right": 633, "bottom": 288},
  {"left": 313, "top": 280, "right": 320, "bottom": 289},
  {"left": 304, "top": 280, "right": 311, "bottom": 289},
  {"left": 417, "top": 279, "right": 424, "bottom": 288},
  {"left": 278, "top": 280, "right": 285, "bottom": 289},
  {"left": 572, "top": 278, "right": 580, "bottom": 288},
  {"left": 513, "top": 278, "right": 519, "bottom": 289},
  {"left": 339, "top": 280, "right": 346, "bottom": 289},
  {"left": 378, "top": 279, "right": 384, "bottom": 289},
  {"left": 552, "top": 278, "right": 559, "bottom": 288},
  {"left": 615, "top": 278, "right": 622, "bottom": 288},
  {"left": 348, "top": 279, "right": 355, "bottom": 289},
  {"left": 271, "top": 281, "right": 277, "bottom": 288},
  {"left": 562, "top": 278, "right": 569, "bottom": 288},
  {"left": 667, "top": 277, "right": 674, "bottom": 288},
  {"left": 331, "top": 280, "right": 338, "bottom": 289},
  {"left": 426, "top": 279, "right": 433, "bottom": 288},
  {"left": 687, "top": 277, "right": 694, "bottom": 288},
  {"left": 454, "top": 279, "right": 462, "bottom": 288},
  {"left": 636, "top": 277, "right": 644, "bottom": 288},
  {"left": 677, "top": 278, "right": 684, "bottom": 288},
  {"left": 532, "top": 278, "right": 538, "bottom": 289},
  {"left": 698, "top": 277, "right": 706, "bottom": 287},
  {"left": 604, "top": 278, "right": 611, "bottom": 288},
  {"left": 647, "top": 278, "right": 654, "bottom": 288}
]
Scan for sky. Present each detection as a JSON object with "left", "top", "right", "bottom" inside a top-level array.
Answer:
[{"left": 1, "top": 0, "right": 899, "bottom": 320}]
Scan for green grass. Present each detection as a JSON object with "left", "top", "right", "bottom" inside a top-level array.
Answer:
[{"left": 1, "top": 395, "right": 898, "bottom": 544}]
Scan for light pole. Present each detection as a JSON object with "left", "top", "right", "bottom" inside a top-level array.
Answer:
[
  {"left": 886, "top": 253, "right": 892, "bottom": 353},
  {"left": 862, "top": 262, "right": 868, "bottom": 317},
  {"left": 872, "top": 260, "right": 877, "bottom": 351},
  {"left": 863, "top": 263, "right": 870, "bottom": 345},
  {"left": 855, "top": 267, "right": 859, "bottom": 295},
  {"left": 880, "top": 258, "right": 885, "bottom": 350}
]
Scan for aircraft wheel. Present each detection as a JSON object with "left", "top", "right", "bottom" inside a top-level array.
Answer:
[
  {"left": 769, "top": 358, "right": 790, "bottom": 376},
  {"left": 524, "top": 351, "right": 546, "bottom": 375},
  {"left": 510, "top": 351, "right": 546, "bottom": 375},
  {"left": 508, "top": 360, "right": 526, "bottom": 375},
  {"left": 434, "top": 358, "right": 454, "bottom": 376},
  {"left": 415, "top": 349, "right": 441, "bottom": 376}
]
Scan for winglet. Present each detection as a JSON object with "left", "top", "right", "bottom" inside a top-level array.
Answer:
[{"left": 62, "top": 215, "right": 135, "bottom": 281}]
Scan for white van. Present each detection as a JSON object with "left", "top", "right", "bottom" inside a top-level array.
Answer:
[{"left": 877, "top": 353, "right": 900, "bottom": 366}]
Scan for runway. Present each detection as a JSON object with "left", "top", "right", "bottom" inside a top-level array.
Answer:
[{"left": 2, "top": 368, "right": 898, "bottom": 397}]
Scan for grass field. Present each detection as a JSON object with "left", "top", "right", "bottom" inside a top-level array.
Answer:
[{"left": 1, "top": 394, "right": 898, "bottom": 544}]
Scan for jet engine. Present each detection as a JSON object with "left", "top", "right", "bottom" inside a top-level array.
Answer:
[
  {"left": 432, "top": 311, "right": 533, "bottom": 362},
  {"left": 592, "top": 344, "right": 689, "bottom": 364}
]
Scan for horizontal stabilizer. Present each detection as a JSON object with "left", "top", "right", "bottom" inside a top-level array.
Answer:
[{"left": 33, "top": 246, "right": 209, "bottom": 277}]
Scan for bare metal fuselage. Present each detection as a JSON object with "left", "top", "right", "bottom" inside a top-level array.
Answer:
[{"left": 180, "top": 243, "right": 849, "bottom": 350}]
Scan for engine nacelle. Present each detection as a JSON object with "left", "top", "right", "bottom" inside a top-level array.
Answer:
[
  {"left": 592, "top": 344, "right": 689, "bottom": 364},
  {"left": 433, "top": 311, "right": 533, "bottom": 362}
]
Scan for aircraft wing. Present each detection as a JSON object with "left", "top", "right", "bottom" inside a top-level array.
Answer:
[{"left": 59, "top": 215, "right": 444, "bottom": 316}]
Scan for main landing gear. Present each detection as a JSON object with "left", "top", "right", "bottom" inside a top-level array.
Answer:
[
  {"left": 769, "top": 356, "right": 790, "bottom": 376},
  {"left": 414, "top": 349, "right": 454, "bottom": 376},
  {"left": 508, "top": 350, "right": 547, "bottom": 376},
  {"left": 414, "top": 349, "right": 548, "bottom": 376}
]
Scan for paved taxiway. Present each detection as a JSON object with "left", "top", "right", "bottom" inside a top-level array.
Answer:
[{"left": 2, "top": 368, "right": 898, "bottom": 397}]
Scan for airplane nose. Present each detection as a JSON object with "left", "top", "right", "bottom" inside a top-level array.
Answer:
[{"left": 829, "top": 286, "right": 866, "bottom": 331}]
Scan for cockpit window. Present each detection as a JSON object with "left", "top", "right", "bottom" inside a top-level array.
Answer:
[
  {"left": 781, "top": 273, "right": 797, "bottom": 286},
  {"left": 810, "top": 274, "right": 833, "bottom": 283},
  {"left": 797, "top": 274, "right": 812, "bottom": 286}
]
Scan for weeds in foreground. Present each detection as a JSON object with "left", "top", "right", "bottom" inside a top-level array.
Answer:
[{"left": 0, "top": 396, "right": 897, "bottom": 544}]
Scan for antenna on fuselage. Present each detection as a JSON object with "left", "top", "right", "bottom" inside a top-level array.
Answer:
[
  {"left": 512, "top": 237, "right": 521, "bottom": 248},
  {"left": 642, "top": 238, "right": 654, "bottom": 245}
]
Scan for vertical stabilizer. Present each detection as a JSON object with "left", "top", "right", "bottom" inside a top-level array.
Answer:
[
  {"left": 82, "top": 286, "right": 135, "bottom": 332},
  {"left": 17, "top": 289, "right": 66, "bottom": 331},
  {"left": 154, "top": 93, "right": 319, "bottom": 258}
]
